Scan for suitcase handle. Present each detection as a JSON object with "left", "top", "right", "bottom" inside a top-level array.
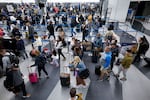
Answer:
[
  {"left": 62, "top": 66, "right": 70, "bottom": 74},
  {"left": 27, "top": 67, "right": 33, "bottom": 74}
]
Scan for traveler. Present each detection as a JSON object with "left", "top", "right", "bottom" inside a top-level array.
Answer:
[
  {"left": 12, "top": 64, "right": 31, "bottom": 98},
  {"left": 47, "top": 21, "right": 55, "bottom": 39},
  {"left": 115, "top": 49, "right": 133, "bottom": 81},
  {"left": 33, "top": 34, "right": 42, "bottom": 52},
  {"left": 93, "top": 33, "right": 103, "bottom": 49},
  {"left": 133, "top": 36, "right": 149, "bottom": 63},
  {"left": 55, "top": 36, "right": 66, "bottom": 60},
  {"left": 26, "top": 22, "right": 34, "bottom": 42},
  {"left": 71, "top": 56, "right": 87, "bottom": 88},
  {"left": 69, "top": 88, "right": 83, "bottom": 100},
  {"left": 15, "top": 36, "right": 28, "bottom": 59},
  {"left": 50, "top": 49, "right": 59, "bottom": 67},
  {"left": 30, "top": 50, "right": 49, "bottom": 79},
  {"left": 110, "top": 43, "right": 119, "bottom": 70},
  {"left": 99, "top": 46, "right": 112, "bottom": 81}
]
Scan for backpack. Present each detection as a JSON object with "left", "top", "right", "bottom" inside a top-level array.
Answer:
[
  {"left": 38, "top": 55, "right": 46, "bottom": 67},
  {"left": 3, "top": 69, "right": 14, "bottom": 91},
  {"left": 76, "top": 93, "right": 83, "bottom": 100},
  {"left": 8, "top": 54, "right": 19, "bottom": 64},
  {"left": 62, "top": 40, "right": 67, "bottom": 47},
  {"left": 5, "top": 53, "right": 19, "bottom": 65}
]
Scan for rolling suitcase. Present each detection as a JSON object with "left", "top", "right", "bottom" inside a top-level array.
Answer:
[
  {"left": 95, "top": 65, "right": 101, "bottom": 75},
  {"left": 91, "top": 50, "right": 99, "bottom": 63},
  {"left": 28, "top": 67, "right": 38, "bottom": 83},
  {"left": 60, "top": 66, "right": 70, "bottom": 87}
]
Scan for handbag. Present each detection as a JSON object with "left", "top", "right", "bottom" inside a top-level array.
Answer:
[{"left": 79, "top": 68, "right": 90, "bottom": 79}]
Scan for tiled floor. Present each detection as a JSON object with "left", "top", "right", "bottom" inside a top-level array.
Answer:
[{"left": 0, "top": 22, "right": 150, "bottom": 100}]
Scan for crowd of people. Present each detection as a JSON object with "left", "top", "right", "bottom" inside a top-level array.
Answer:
[{"left": 0, "top": 2, "right": 149, "bottom": 100}]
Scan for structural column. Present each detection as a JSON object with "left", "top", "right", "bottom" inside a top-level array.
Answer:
[{"left": 107, "top": 0, "right": 130, "bottom": 22}]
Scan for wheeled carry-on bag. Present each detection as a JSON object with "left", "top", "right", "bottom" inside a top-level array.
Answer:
[
  {"left": 60, "top": 66, "right": 70, "bottom": 87},
  {"left": 95, "top": 65, "right": 101, "bottom": 75},
  {"left": 28, "top": 67, "right": 38, "bottom": 83},
  {"left": 91, "top": 50, "right": 99, "bottom": 63}
]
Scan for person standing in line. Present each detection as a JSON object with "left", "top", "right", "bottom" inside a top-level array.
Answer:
[
  {"left": 47, "top": 21, "right": 55, "bottom": 39},
  {"left": 99, "top": 46, "right": 112, "bottom": 81},
  {"left": 0, "top": 48, "right": 7, "bottom": 75},
  {"left": 70, "top": 56, "right": 87, "bottom": 88},
  {"left": 26, "top": 21, "right": 34, "bottom": 42},
  {"left": 115, "top": 49, "right": 133, "bottom": 81},
  {"left": 133, "top": 36, "right": 149, "bottom": 63},
  {"left": 15, "top": 36, "right": 28, "bottom": 59},
  {"left": 110, "top": 43, "right": 119, "bottom": 71}
]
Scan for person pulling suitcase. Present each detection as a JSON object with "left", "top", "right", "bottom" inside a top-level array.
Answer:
[{"left": 30, "top": 50, "right": 49, "bottom": 79}]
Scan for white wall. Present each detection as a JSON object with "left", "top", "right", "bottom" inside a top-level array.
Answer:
[{"left": 108, "top": 0, "right": 130, "bottom": 22}]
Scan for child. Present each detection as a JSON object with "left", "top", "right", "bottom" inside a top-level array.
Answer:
[{"left": 50, "top": 49, "right": 59, "bottom": 67}]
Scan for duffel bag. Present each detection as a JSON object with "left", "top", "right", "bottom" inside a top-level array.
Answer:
[{"left": 79, "top": 68, "right": 90, "bottom": 79}]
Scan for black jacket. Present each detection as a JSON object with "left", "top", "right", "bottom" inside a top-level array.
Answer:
[
  {"left": 0, "top": 54, "right": 3, "bottom": 69},
  {"left": 47, "top": 24, "right": 54, "bottom": 34}
]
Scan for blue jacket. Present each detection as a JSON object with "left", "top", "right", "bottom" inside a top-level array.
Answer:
[
  {"left": 103, "top": 52, "right": 112, "bottom": 69},
  {"left": 94, "top": 37, "right": 102, "bottom": 48},
  {"left": 76, "top": 61, "right": 86, "bottom": 72}
]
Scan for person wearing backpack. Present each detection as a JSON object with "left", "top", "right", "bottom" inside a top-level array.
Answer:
[
  {"left": 0, "top": 47, "right": 6, "bottom": 76},
  {"left": 30, "top": 50, "right": 49, "bottom": 79},
  {"left": 11, "top": 64, "right": 31, "bottom": 98},
  {"left": 93, "top": 33, "right": 103, "bottom": 49}
]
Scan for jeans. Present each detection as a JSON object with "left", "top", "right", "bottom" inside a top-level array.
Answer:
[{"left": 19, "top": 50, "right": 28, "bottom": 59}]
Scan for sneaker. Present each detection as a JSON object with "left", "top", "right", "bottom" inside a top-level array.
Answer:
[
  {"left": 120, "top": 77, "right": 127, "bottom": 81},
  {"left": 106, "top": 76, "right": 110, "bottom": 81},
  {"left": 63, "top": 58, "right": 66, "bottom": 61},
  {"left": 50, "top": 62, "right": 54, "bottom": 64},
  {"left": 114, "top": 74, "right": 119, "bottom": 77},
  {"left": 38, "top": 77, "right": 42, "bottom": 79},
  {"left": 81, "top": 85, "right": 87, "bottom": 88},
  {"left": 45, "top": 75, "right": 49, "bottom": 79},
  {"left": 56, "top": 64, "right": 59, "bottom": 67},
  {"left": 22, "top": 94, "right": 31, "bottom": 98},
  {"left": 97, "top": 78, "right": 103, "bottom": 81}
]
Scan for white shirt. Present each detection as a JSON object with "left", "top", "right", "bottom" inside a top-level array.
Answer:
[
  {"left": 33, "top": 37, "right": 42, "bottom": 47},
  {"left": 51, "top": 55, "right": 59, "bottom": 60}
]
